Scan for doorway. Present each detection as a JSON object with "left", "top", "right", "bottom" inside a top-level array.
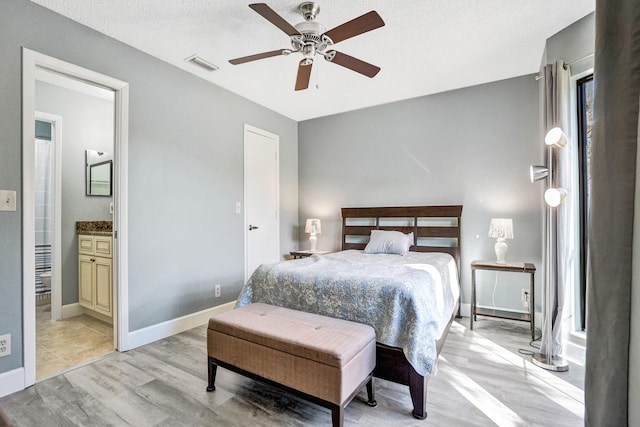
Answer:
[
  {"left": 244, "top": 124, "right": 280, "bottom": 281},
  {"left": 22, "top": 48, "right": 130, "bottom": 387},
  {"left": 34, "top": 76, "right": 116, "bottom": 380}
]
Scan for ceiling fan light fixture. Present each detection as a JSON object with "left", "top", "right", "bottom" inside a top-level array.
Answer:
[
  {"left": 302, "top": 44, "right": 316, "bottom": 58},
  {"left": 295, "top": 20, "right": 325, "bottom": 35}
]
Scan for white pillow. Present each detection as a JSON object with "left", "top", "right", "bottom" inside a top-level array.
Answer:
[{"left": 364, "top": 230, "right": 414, "bottom": 256}]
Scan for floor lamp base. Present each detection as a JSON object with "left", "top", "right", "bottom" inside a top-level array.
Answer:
[{"left": 531, "top": 353, "right": 569, "bottom": 372}]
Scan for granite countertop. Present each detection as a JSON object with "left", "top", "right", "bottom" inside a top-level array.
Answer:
[{"left": 76, "top": 221, "right": 113, "bottom": 236}]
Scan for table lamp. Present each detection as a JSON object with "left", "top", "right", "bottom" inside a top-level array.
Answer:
[
  {"left": 488, "top": 218, "right": 513, "bottom": 264},
  {"left": 305, "top": 218, "right": 321, "bottom": 251}
]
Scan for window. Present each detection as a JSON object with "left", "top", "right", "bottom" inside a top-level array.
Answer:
[{"left": 577, "top": 74, "right": 593, "bottom": 331}]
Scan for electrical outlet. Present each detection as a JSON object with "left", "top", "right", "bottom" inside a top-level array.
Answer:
[
  {"left": 521, "top": 289, "right": 529, "bottom": 308},
  {"left": 215, "top": 284, "right": 221, "bottom": 298},
  {"left": 0, "top": 334, "right": 11, "bottom": 357}
]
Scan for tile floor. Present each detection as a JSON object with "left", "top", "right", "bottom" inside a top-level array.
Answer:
[{"left": 36, "top": 303, "right": 114, "bottom": 380}]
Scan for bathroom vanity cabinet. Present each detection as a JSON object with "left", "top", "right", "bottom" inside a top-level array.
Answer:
[{"left": 78, "top": 234, "right": 112, "bottom": 318}]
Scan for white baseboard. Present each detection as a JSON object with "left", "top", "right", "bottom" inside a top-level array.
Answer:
[
  {"left": 83, "top": 309, "right": 113, "bottom": 325},
  {"left": 0, "top": 367, "right": 25, "bottom": 398},
  {"left": 564, "top": 340, "right": 586, "bottom": 366},
  {"left": 459, "top": 303, "right": 542, "bottom": 329},
  {"left": 126, "top": 301, "right": 236, "bottom": 351},
  {"left": 0, "top": 302, "right": 235, "bottom": 398},
  {"left": 62, "top": 303, "right": 113, "bottom": 325},
  {"left": 460, "top": 303, "right": 471, "bottom": 318},
  {"left": 61, "top": 303, "right": 84, "bottom": 319},
  {"left": 564, "top": 331, "right": 586, "bottom": 366}
]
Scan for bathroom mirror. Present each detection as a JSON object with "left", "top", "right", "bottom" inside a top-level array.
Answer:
[{"left": 85, "top": 149, "right": 113, "bottom": 196}]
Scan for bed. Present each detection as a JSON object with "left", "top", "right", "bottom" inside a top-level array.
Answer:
[{"left": 236, "top": 205, "right": 463, "bottom": 419}]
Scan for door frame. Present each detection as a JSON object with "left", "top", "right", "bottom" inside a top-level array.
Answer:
[
  {"left": 22, "top": 48, "right": 130, "bottom": 386},
  {"left": 34, "top": 111, "right": 63, "bottom": 321},
  {"left": 243, "top": 124, "right": 280, "bottom": 282}
]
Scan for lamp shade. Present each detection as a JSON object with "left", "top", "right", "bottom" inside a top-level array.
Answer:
[
  {"left": 544, "top": 127, "right": 568, "bottom": 148},
  {"left": 544, "top": 188, "right": 568, "bottom": 207},
  {"left": 529, "top": 165, "right": 549, "bottom": 183},
  {"left": 488, "top": 218, "right": 514, "bottom": 239},
  {"left": 304, "top": 218, "right": 321, "bottom": 234}
]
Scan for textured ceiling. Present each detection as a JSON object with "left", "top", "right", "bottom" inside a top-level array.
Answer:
[{"left": 30, "top": 0, "right": 595, "bottom": 121}]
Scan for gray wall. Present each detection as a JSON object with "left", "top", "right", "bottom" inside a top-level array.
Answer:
[
  {"left": 546, "top": 13, "right": 595, "bottom": 75},
  {"left": 298, "top": 75, "right": 542, "bottom": 312},
  {"left": 0, "top": 0, "right": 298, "bottom": 374},
  {"left": 36, "top": 81, "right": 114, "bottom": 306}
]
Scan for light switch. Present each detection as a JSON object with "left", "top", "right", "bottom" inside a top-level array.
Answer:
[
  {"left": 0, "top": 190, "right": 16, "bottom": 212},
  {"left": 235, "top": 202, "right": 242, "bottom": 214}
]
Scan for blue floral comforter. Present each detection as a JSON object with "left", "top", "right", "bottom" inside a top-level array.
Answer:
[{"left": 236, "top": 250, "right": 460, "bottom": 376}]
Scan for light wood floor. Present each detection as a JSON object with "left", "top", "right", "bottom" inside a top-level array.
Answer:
[
  {"left": 2, "top": 316, "right": 584, "bottom": 426},
  {"left": 36, "top": 303, "right": 114, "bottom": 380}
]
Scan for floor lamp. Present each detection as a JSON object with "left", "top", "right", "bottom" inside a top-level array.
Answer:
[{"left": 529, "top": 127, "right": 569, "bottom": 372}]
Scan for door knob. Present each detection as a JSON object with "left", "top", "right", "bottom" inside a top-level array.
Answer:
[{"left": 249, "top": 225, "right": 259, "bottom": 230}]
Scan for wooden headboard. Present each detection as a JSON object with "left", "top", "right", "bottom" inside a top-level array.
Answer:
[{"left": 341, "top": 205, "right": 463, "bottom": 267}]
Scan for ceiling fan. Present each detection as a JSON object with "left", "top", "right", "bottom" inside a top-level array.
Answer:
[{"left": 229, "top": 2, "right": 385, "bottom": 91}]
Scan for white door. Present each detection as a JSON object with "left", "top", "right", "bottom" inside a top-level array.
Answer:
[{"left": 244, "top": 124, "right": 279, "bottom": 281}]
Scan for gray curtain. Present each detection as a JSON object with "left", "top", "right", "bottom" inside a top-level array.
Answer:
[
  {"left": 539, "top": 61, "right": 571, "bottom": 358},
  {"left": 585, "top": 0, "right": 640, "bottom": 425}
]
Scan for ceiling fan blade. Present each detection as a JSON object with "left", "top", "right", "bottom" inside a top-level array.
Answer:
[
  {"left": 249, "top": 3, "right": 301, "bottom": 37},
  {"left": 326, "top": 51, "right": 380, "bottom": 78},
  {"left": 295, "top": 59, "right": 313, "bottom": 91},
  {"left": 229, "top": 49, "right": 285, "bottom": 65},
  {"left": 323, "top": 11, "right": 385, "bottom": 44}
]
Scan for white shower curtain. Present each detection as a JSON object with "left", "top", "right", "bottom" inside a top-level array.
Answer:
[
  {"left": 35, "top": 138, "right": 54, "bottom": 246},
  {"left": 35, "top": 137, "right": 54, "bottom": 290}
]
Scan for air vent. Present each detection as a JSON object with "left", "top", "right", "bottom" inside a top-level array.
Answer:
[{"left": 185, "top": 55, "right": 219, "bottom": 71}]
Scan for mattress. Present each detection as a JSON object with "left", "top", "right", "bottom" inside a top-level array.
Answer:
[{"left": 236, "top": 249, "right": 460, "bottom": 376}]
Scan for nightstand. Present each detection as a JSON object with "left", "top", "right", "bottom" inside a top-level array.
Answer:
[
  {"left": 289, "top": 250, "right": 331, "bottom": 259},
  {"left": 470, "top": 260, "right": 536, "bottom": 339}
]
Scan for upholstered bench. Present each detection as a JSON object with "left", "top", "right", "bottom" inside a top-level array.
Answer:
[{"left": 206, "top": 303, "right": 377, "bottom": 426}]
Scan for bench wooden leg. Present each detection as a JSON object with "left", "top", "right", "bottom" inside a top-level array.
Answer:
[
  {"left": 331, "top": 405, "right": 344, "bottom": 427},
  {"left": 206, "top": 356, "right": 217, "bottom": 392},
  {"left": 366, "top": 375, "right": 377, "bottom": 407}
]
